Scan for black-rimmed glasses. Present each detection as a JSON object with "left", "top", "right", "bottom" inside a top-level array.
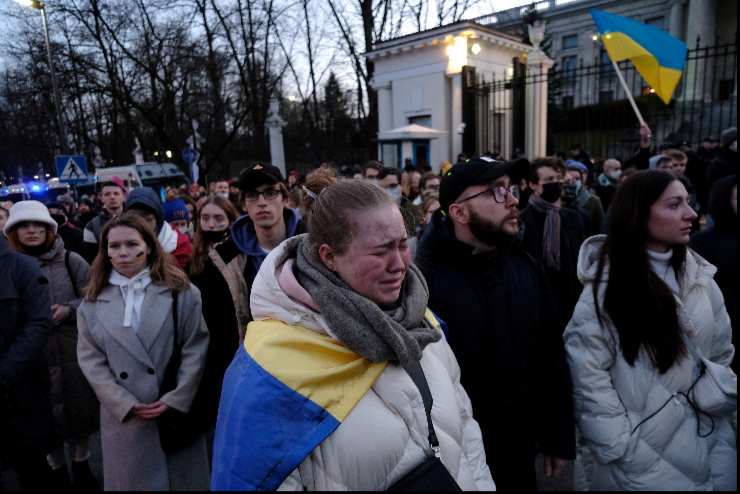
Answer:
[
  {"left": 243, "top": 188, "right": 280, "bottom": 202},
  {"left": 457, "top": 185, "right": 520, "bottom": 205}
]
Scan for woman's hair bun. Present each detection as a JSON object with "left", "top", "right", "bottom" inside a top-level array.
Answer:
[{"left": 301, "top": 165, "right": 337, "bottom": 212}]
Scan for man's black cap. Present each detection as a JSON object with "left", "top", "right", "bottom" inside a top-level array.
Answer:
[
  {"left": 678, "top": 139, "right": 691, "bottom": 147},
  {"left": 659, "top": 142, "right": 675, "bottom": 151},
  {"left": 703, "top": 136, "right": 717, "bottom": 143},
  {"left": 439, "top": 157, "right": 530, "bottom": 213},
  {"left": 239, "top": 163, "right": 284, "bottom": 191}
]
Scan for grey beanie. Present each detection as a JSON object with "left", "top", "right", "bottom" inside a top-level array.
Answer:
[{"left": 721, "top": 127, "right": 736, "bottom": 148}]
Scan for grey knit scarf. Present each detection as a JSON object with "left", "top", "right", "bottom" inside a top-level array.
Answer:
[
  {"left": 294, "top": 236, "right": 440, "bottom": 366},
  {"left": 528, "top": 193, "right": 562, "bottom": 270}
]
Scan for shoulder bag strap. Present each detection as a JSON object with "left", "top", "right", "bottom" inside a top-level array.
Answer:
[
  {"left": 64, "top": 251, "right": 80, "bottom": 299},
  {"left": 404, "top": 361, "right": 440, "bottom": 457}
]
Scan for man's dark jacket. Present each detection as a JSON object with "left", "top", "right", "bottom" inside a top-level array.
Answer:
[
  {"left": 57, "top": 223, "right": 86, "bottom": 260},
  {"left": 520, "top": 205, "right": 585, "bottom": 332},
  {"left": 0, "top": 234, "right": 55, "bottom": 463},
  {"left": 690, "top": 174, "right": 737, "bottom": 372},
  {"left": 707, "top": 148, "right": 736, "bottom": 193},
  {"left": 415, "top": 211, "right": 575, "bottom": 487}
]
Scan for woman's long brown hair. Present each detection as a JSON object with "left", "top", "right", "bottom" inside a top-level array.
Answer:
[
  {"left": 85, "top": 213, "right": 190, "bottom": 301},
  {"left": 188, "top": 195, "right": 239, "bottom": 277}
]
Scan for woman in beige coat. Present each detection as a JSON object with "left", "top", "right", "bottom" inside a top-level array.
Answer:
[{"left": 77, "top": 213, "right": 210, "bottom": 491}]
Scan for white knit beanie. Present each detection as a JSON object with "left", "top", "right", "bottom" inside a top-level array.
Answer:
[{"left": 3, "top": 200, "right": 58, "bottom": 236}]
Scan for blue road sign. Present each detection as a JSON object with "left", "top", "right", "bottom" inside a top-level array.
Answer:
[
  {"left": 182, "top": 147, "right": 200, "bottom": 165},
  {"left": 56, "top": 156, "right": 89, "bottom": 183}
]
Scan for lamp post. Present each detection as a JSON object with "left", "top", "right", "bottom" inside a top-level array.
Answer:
[{"left": 15, "top": 0, "right": 70, "bottom": 155}]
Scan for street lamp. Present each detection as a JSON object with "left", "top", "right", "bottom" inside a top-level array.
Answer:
[{"left": 14, "top": 0, "right": 70, "bottom": 155}]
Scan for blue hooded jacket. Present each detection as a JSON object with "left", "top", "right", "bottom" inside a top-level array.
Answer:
[
  {"left": 231, "top": 207, "right": 300, "bottom": 282},
  {"left": 124, "top": 187, "right": 164, "bottom": 234}
]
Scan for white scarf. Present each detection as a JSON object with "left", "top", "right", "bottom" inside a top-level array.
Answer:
[
  {"left": 109, "top": 268, "right": 152, "bottom": 331},
  {"left": 158, "top": 221, "right": 179, "bottom": 254}
]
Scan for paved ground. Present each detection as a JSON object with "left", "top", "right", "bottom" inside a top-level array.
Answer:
[{"left": 3, "top": 434, "right": 574, "bottom": 491}]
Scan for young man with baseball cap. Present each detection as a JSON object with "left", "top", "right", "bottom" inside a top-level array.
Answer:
[
  {"left": 223, "top": 163, "right": 305, "bottom": 293},
  {"left": 415, "top": 157, "right": 575, "bottom": 491},
  {"left": 82, "top": 177, "right": 127, "bottom": 263}
]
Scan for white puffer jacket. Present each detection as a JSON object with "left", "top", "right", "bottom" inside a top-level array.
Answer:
[
  {"left": 248, "top": 236, "right": 495, "bottom": 491},
  {"left": 564, "top": 236, "right": 737, "bottom": 491}
]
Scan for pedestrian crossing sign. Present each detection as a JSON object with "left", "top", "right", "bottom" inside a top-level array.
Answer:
[{"left": 56, "top": 156, "right": 89, "bottom": 183}]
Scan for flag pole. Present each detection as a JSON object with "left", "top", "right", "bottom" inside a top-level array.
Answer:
[{"left": 612, "top": 61, "right": 646, "bottom": 126}]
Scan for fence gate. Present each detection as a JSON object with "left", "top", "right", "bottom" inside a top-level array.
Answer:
[{"left": 474, "top": 40, "right": 737, "bottom": 162}]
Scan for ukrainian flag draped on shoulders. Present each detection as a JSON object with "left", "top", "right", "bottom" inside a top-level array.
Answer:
[
  {"left": 211, "top": 309, "right": 443, "bottom": 491},
  {"left": 591, "top": 9, "right": 687, "bottom": 104}
]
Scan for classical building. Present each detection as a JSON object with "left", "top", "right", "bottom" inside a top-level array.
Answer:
[{"left": 365, "top": 21, "right": 533, "bottom": 171}]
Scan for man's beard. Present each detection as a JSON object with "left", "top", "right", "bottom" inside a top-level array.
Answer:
[{"left": 468, "top": 209, "right": 518, "bottom": 248}]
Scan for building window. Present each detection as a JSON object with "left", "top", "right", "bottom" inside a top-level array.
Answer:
[
  {"left": 563, "top": 96, "right": 574, "bottom": 110},
  {"left": 563, "top": 56, "right": 578, "bottom": 78},
  {"left": 601, "top": 49, "right": 616, "bottom": 76},
  {"left": 599, "top": 91, "right": 614, "bottom": 103},
  {"left": 562, "top": 34, "right": 578, "bottom": 50},
  {"left": 718, "top": 79, "right": 735, "bottom": 100},
  {"left": 645, "top": 17, "right": 665, "bottom": 30},
  {"left": 409, "top": 115, "right": 432, "bottom": 128}
]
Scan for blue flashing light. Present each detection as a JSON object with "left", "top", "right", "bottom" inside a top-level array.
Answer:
[
  {"left": 20, "top": 188, "right": 24, "bottom": 191},
  {"left": 94, "top": 175, "right": 98, "bottom": 180},
  {"left": 32, "top": 185, "right": 40, "bottom": 191},
  {"left": 46, "top": 187, "right": 49, "bottom": 190},
  {"left": 2, "top": 190, "right": 7, "bottom": 195}
]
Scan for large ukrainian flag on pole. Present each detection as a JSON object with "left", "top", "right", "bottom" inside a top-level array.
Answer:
[{"left": 591, "top": 9, "right": 687, "bottom": 104}]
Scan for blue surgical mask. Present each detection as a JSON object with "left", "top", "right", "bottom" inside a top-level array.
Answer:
[
  {"left": 179, "top": 226, "right": 188, "bottom": 234},
  {"left": 575, "top": 180, "right": 583, "bottom": 192},
  {"left": 371, "top": 179, "right": 379, "bottom": 185},
  {"left": 387, "top": 187, "right": 399, "bottom": 200}
]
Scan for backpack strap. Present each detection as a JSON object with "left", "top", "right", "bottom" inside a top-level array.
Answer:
[{"left": 64, "top": 251, "right": 80, "bottom": 299}]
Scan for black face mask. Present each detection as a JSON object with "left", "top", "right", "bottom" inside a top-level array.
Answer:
[
  {"left": 20, "top": 242, "right": 48, "bottom": 257},
  {"left": 202, "top": 229, "right": 228, "bottom": 244},
  {"left": 540, "top": 182, "right": 564, "bottom": 203},
  {"left": 562, "top": 185, "right": 578, "bottom": 205},
  {"left": 50, "top": 214, "right": 67, "bottom": 227}
]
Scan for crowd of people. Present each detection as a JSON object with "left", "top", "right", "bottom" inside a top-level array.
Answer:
[{"left": 0, "top": 125, "right": 736, "bottom": 491}]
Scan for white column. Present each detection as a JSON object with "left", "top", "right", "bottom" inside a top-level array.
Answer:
[
  {"left": 685, "top": 0, "right": 715, "bottom": 103},
  {"left": 525, "top": 50, "right": 554, "bottom": 160},
  {"left": 669, "top": 0, "right": 685, "bottom": 40},
  {"left": 265, "top": 98, "right": 287, "bottom": 178},
  {"left": 375, "top": 82, "right": 393, "bottom": 133},
  {"left": 449, "top": 72, "right": 463, "bottom": 159}
]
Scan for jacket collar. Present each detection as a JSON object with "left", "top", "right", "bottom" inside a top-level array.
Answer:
[{"left": 95, "top": 282, "right": 173, "bottom": 367}]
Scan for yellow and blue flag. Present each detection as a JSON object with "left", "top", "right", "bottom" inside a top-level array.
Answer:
[
  {"left": 211, "top": 309, "right": 443, "bottom": 490},
  {"left": 591, "top": 9, "right": 687, "bottom": 104}
]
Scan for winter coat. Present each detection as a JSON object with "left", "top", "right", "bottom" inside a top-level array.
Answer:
[
  {"left": 189, "top": 247, "right": 243, "bottom": 425},
  {"left": 77, "top": 281, "right": 211, "bottom": 491},
  {"left": 564, "top": 236, "right": 737, "bottom": 491},
  {"left": 0, "top": 234, "right": 55, "bottom": 464},
  {"left": 34, "top": 236, "right": 98, "bottom": 441},
  {"left": 415, "top": 210, "right": 576, "bottom": 489},
  {"left": 575, "top": 187, "right": 604, "bottom": 238},
  {"left": 707, "top": 148, "right": 736, "bottom": 193},
  {"left": 57, "top": 223, "right": 86, "bottom": 260},
  {"left": 691, "top": 174, "right": 737, "bottom": 372},
  {"left": 520, "top": 205, "right": 585, "bottom": 332},
  {"left": 83, "top": 209, "right": 115, "bottom": 264},
  {"left": 245, "top": 236, "right": 496, "bottom": 490},
  {"left": 593, "top": 173, "right": 618, "bottom": 212}
]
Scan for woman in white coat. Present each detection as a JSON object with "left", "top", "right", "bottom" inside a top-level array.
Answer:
[
  {"left": 211, "top": 166, "right": 494, "bottom": 491},
  {"left": 564, "top": 169, "right": 736, "bottom": 490},
  {"left": 77, "top": 214, "right": 210, "bottom": 491}
]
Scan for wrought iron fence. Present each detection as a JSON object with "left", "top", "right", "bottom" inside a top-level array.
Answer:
[{"left": 473, "top": 40, "right": 737, "bottom": 162}]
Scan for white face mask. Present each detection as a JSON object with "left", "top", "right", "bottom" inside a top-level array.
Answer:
[{"left": 609, "top": 169, "right": 622, "bottom": 180}]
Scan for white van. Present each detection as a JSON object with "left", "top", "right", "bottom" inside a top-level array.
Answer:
[{"left": 94, "top": 163, "right": 191, "bottom": 195}]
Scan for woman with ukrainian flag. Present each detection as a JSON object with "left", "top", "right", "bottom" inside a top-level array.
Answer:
[{"left": 211, "top": 166, "right": 495, "bottom": 490}]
